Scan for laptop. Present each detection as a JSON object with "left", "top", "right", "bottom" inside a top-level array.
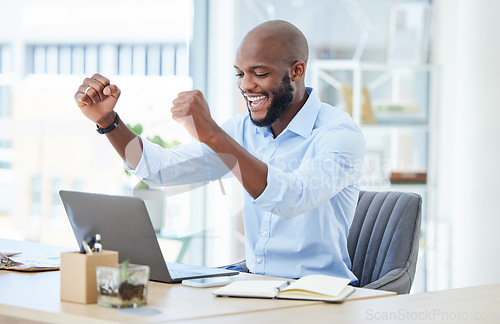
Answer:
[{"left": 59, "top": 190, "right": 238, "bottom": 283}]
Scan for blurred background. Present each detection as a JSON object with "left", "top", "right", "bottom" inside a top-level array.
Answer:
[{"left": 1, "top": 0, "right": 499, "bottom": 293}]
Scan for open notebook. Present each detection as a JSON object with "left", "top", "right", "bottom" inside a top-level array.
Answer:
[{"left": 213, "top": 274, "right": 355, "bottom": 302}]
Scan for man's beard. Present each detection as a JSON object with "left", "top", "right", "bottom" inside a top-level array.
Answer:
[{"left": 248, "top": 73, "right": 294, "bottom": 127}]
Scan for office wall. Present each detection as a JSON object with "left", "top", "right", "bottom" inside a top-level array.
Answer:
[{"left": 433, "top": 0, "right": 500, "bottom": 288}]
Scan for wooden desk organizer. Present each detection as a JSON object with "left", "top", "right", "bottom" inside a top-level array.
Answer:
[{"left": 60, "top": 250, "right": 118, "bottom": 304}]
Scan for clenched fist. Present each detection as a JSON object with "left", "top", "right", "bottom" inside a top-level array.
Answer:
[
  {"left": 74, "top": 73, "right": 121, "bottom": 127},
  {"left": 171, "top": 90, "right": 222, "bottom": 144}
]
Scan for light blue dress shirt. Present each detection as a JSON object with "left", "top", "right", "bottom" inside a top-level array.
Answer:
[{"left": 130, "top": 88, "right": 365, "bottom": 283}]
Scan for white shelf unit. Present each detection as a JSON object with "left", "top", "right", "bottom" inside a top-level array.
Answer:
[
  {"left": 311, "top": 59, "right": 438, "bottom": 292},
  {"left": 311, "top": 60, "right": 436, "bottom": 186}
]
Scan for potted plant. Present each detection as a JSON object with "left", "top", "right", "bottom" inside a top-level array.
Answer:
[{"left": 97, "top": 259, "right": 150, "bottom": 308}]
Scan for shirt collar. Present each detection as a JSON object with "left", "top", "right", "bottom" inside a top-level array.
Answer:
[
  {"left": 283, "top": 87, "right": 320, "bottom": 139},
  {"left": 254, "top": 87, "right": 320, "bottom": 139},
  {"left": 255, "top": 125, "right": 272, "bottom": 137}
]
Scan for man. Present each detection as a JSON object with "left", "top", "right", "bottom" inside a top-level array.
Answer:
[{"left": 74, "top": 20, "right": 365, "bottom": 283}]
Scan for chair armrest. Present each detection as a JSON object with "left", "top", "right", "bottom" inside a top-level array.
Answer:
[{"left": 363, "top": 267, "right": 412, "bottom": 294}]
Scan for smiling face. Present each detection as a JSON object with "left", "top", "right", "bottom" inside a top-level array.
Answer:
[
  {"left": 249, "top": 72, "right": 294, "bottom": 127},
  {"left": 234, "top": 34, "right": 296, "bottom": 126},
  {"left": 234, "top": 20, "right": 309, "bottom": 132}
]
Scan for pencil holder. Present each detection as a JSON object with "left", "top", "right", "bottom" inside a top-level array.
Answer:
[{"left": 60, "top": 250, "right": 118, "bottom": 304}]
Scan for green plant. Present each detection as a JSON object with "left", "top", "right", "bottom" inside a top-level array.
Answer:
[
  {"left": 120, "top": 259, "right": 132, "bottom": 282},
  {"left": 116, "top": 259, "right": 147, "bottom": 302},
  {"left": 126, "top": 123, "right": 181, "bottom": 189}
]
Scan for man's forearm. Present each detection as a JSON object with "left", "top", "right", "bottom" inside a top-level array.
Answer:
[
  {"left": 98, "top": 112, "right": 143, "bottom": 170},
  {"left": 169, "top": 89, "right": 267, "bottom": 196},
  {"left": 206, "top": 130, "right": 268, "bottom": 199}
]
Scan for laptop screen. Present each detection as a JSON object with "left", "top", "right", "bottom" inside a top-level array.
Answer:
[{"left": 59, "top": 190, "right": 171, "bottom": 282}]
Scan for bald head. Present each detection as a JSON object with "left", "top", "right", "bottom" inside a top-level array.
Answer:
[
  {"left": 240, "top": 20, "right": 309, "bottom": 66},
  {"left": 234, "top": 20, "right": 310, "bottom": 131}
]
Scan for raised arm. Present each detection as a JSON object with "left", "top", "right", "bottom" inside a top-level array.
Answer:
[
  {"left": 171, "top": 90, "right": 268, "bottom": 199},
  {"left": 74, "top": 73, "right": 143, "bottom": 169}
]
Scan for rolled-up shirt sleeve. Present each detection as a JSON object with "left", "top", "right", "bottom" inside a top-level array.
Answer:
[
  {"left": 126, "top": 136, "right": 232, "bottom": 187},
  {"left": 127, "top": 137, "right": 160, "bottom": 181}
]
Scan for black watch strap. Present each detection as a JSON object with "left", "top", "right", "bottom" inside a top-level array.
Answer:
[{"left": 96, "top": 113, "right": 120, "bottom": 134}]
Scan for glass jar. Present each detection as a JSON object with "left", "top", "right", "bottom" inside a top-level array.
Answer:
[{"left": 96, "top": 263, "right": 150, "bottom": 308}]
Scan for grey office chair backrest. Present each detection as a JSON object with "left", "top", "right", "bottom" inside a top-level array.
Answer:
[{"left": 347, "top": 191, "right": 422, "bottom": 294}]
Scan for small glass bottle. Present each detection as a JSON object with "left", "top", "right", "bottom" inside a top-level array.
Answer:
[{"left": 94, "top": 234, "right": 103, "bottom": 252}]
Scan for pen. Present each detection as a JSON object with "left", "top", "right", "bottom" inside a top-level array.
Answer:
[
  {"left": 275, "top": 281, "right": 291, "bottom": 292},
  {"left": 82, "top": 241, "right": 93, "bottom": 255}
]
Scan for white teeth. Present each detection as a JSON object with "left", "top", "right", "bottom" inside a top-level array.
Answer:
[{"left": 246, "top": 95, "right": 266, "bottom": 102}]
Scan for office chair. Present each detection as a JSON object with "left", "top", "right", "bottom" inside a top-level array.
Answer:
[
  {"left": 347, "top": 190, "right": 422, "bottom": 294},
  {"left": 224, "top": 190, "right": 422, "bottom": 294}
]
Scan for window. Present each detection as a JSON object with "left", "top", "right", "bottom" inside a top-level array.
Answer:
[
  {"left": 0, "top": 45, "right": 13, "bottom": 74},
  {"left": 27, "top": 44, "right": 188, "bottom": 76},
  {"left": 0, "top": 140, "right": 11, "bottom": 170},
  {"left": 0, "top": 86, "right": 11, "bottom": 117},
  {"left": 2, "top": 0, "right": 200, "bottom": 254}
]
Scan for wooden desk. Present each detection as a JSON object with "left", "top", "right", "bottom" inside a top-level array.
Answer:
[
  {"left": 3, "top": 239, "right": 500, "bottom": 324},
  {"left": 14, "top": 238, "right": 500, "bottom": 324},
  {"left": 215, "top": 284, "right": 500, "bottom": 324},
  {"left": 0, "top": 266, "right": 393, "bottom": 323}
]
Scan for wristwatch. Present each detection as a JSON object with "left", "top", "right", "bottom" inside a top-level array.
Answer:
[{"left": 96, "top": 113, "right": 120, "bottom": 134}]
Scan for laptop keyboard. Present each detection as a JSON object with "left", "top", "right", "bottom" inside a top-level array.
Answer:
[
  {"left": 165, "top": 262, "right": 237, "bottom": 281},
  {"left": 170, "top": 269, "right": 206, "bottom": 278}
]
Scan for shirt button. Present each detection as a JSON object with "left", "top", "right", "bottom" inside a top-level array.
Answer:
[
  {"left": 271, "top": 142, "right": 276, "bottom": 146},
  {"left": 262, "top": 231, "right": 268, "bottom": 237},
  {"left": 257, "top": 258, "right": 263, "bottom": 264}
]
